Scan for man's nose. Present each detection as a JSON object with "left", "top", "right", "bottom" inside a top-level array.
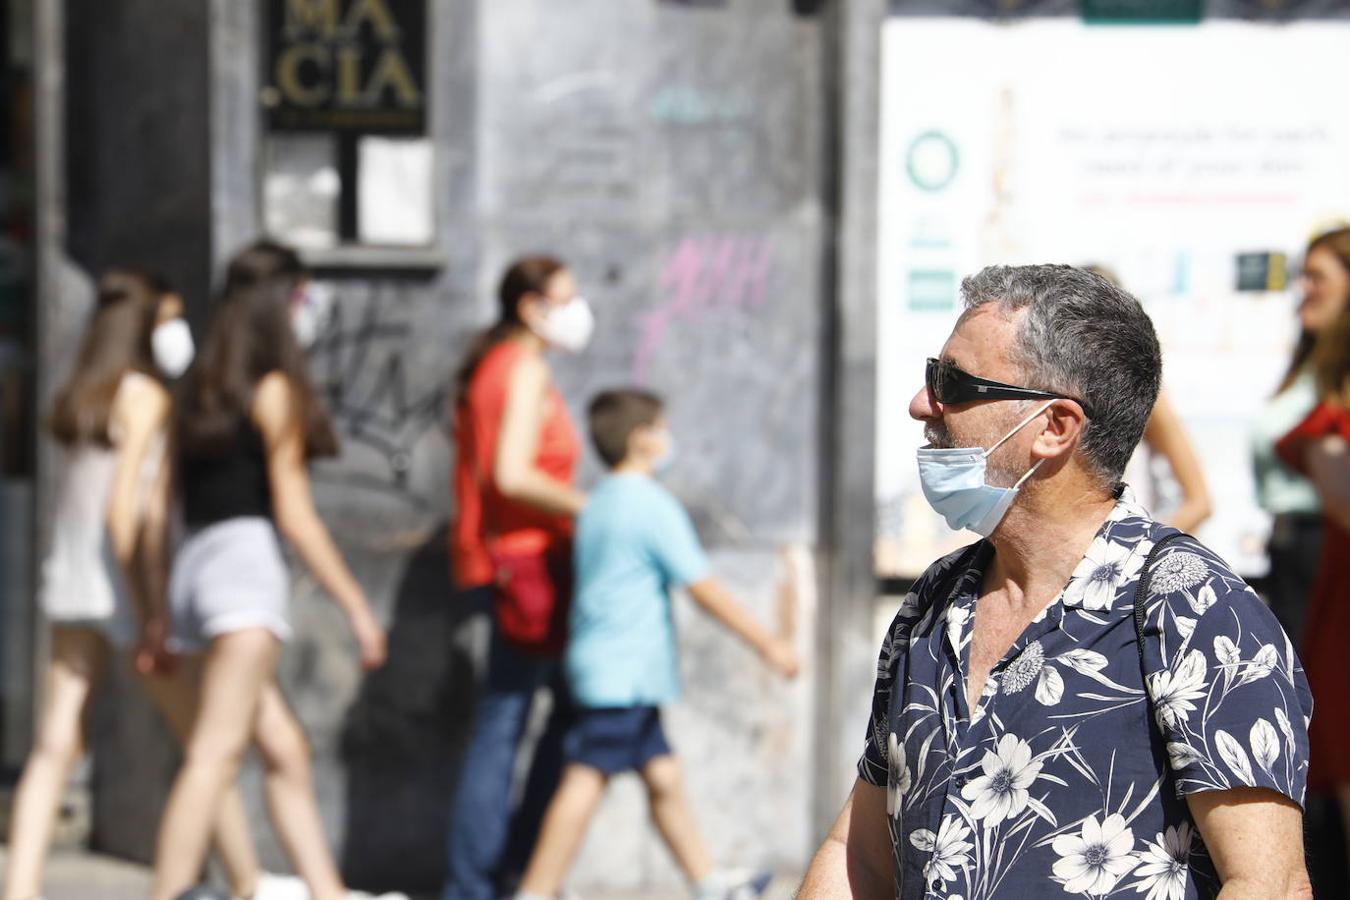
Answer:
[{"left": 910, "top": 385, "right": 939, "bottom": 422}]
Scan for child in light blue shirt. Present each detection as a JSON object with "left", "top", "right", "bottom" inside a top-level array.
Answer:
[
  {"left": 515, "top": 389, "right": 798, "bottom": 900},
  {"left": 565, "top": 470, "right": 706, "bottom": 708}
]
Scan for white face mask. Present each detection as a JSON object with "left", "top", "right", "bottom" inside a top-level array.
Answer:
[
  {"left": 151, "top": 318, "right": 195, "bottom": 378},
  {"left": 291, "top": 282, "right": 334, "bottom": 350},
  {"left": 531, "top": 296, "right": 595, "bottom": 354}
]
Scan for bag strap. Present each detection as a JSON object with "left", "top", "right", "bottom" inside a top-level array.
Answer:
[{"left": 1133, "top": 530, "right": 1191, "bottom": 675}]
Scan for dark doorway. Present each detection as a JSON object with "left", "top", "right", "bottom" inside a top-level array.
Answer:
[{"left": 0, "top": 0, "right": 37, "bottom": 777}]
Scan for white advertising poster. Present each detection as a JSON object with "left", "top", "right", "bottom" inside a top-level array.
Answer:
[{"left": 876, "top": 18, "right": 1350, "bottom": 578}]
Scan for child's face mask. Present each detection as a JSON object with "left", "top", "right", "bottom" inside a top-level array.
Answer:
[{"left": 652, "top": 429, "right": 677, "bottom": 475}]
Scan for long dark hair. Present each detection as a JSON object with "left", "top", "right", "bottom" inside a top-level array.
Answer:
[
  {"left": 178, "top": 240, "right": 338, "bottom": 458},
  {"left": 48, "top": 269, "right": 164, "bottom": 447},
  {"left": 1312, "top": 234, "right": 1350, "bottom": 407},
  {"left": 453, "top": 255, "right": 566, "bottom": 406},
  {"left": 1278, "top": 228, "right": 1350, "bottom": 394}
]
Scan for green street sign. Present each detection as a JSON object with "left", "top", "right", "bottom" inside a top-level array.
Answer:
[{"left": 1082, "top": 0, "right": 1203, "bottom": 23}]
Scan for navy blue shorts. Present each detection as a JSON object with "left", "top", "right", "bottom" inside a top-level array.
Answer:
[{"left": 563, "top": 706, "right": 672, "bottom": 775}]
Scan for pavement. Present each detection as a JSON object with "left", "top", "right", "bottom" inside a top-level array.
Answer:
[
  {"left": 2, "top": 847, "right": 154, "bottom": 900},
  {"left": 0, "top": 846, "right": 800, "bottom": 899}
]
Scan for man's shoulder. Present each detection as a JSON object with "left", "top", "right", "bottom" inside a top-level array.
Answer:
[
  {"left": 1093, "top": 506, "right": 1262, "bottom": 618},
  {"left": 1139, "top": 532, "right": 1288, "bottom": 655},
  {"left": 1146, "top": 533, "right": 1264, "bottom": 616}
]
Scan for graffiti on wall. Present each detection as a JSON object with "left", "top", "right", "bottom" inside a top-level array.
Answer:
[
  {"left": 632, "top": 233, "right": 775, "bottom": 382},
  {"left": 309, "top": 293, "right": 447, "bottom": 497}
]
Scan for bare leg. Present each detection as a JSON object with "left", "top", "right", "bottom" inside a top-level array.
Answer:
[
  {"left": 252, "top": 680, "right": 346, "bottom": 900},
  {"left": 137, "top": 656, "right": 261, "bottom": 899},
  {"left": 641, "top": 754, "right": 713, "bottom": 884},
  {"left": 150, "top": 630, "right": 277, "bottom": 900},
  {"left": 516, "top": 764, "right": 608, "bottom": 896},
  {"left": 2, "top": 628, "right": 107, "bottom": 900}
]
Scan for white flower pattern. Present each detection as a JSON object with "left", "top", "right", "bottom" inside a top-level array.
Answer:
[
  {"left": 1063, "top": 537, "right": 1144, "bottom": 611},
  {"left": 887, "top": 731, "right": 910, "bottom": 817},
  {"left": 960, "top": 733, "right": 1043, "bottom": 823},
  {"left": 1130, "top": 822, "right": 1194, "bottom": 900},
  {"left": 1148, "top": 551, "right": 1208, "bottom": 594},
  {"left": 1147, "top": 649, "right": 1208, "bottom": 730},
  {"left": 909, "top": 815, "right": 975, "bottom": 891},
  {"left": 1001, "top": 641, "right": 1045, "bottom": 694},
  {"left": 857, "top": 489, "right": 1312, "bottom": 900},
  {"left": 1051, "top": 813, "right": 1137, "bottom": 895}
]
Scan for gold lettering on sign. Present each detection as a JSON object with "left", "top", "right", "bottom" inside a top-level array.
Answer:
[
  {"left": 273, "top": 0, "right": 423, "bottom": 121},
  {"left": 337, "top": 45, "right": 363, "bottom": 104},
  {"left": 342, "top": 0, "right": 400, "bottom": 40},
  {"left": 285, "top": 0, "right": 339, "bottom": 38},
  {"left": 364, "top": 47, "right": 421, "bottom": 107},
  {"left": 276, "top": 43, "right": 331, "bottom": 105}
]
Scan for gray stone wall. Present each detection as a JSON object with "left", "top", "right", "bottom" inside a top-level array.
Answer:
[{"left": 198, "top": 0, "right": 831, "bottom": 893}]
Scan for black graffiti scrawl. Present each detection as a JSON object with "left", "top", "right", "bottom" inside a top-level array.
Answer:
[{"left": 309, "top": 293, "right": 446, "bottom": 496}]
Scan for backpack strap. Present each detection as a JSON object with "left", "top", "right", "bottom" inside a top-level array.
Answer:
[{"left": 1133, "top": 530, "right": 1191, "bottom": 675}]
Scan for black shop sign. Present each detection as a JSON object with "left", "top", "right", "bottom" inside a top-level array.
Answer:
[{"left": 263, "top": 0, "right": 427, "bottom": 134}]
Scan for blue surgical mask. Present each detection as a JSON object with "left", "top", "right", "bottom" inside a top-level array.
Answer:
[
  {"left": 653, "top": 432, "right": 677, "bottom": 476},
  {"left": 915, "top": 401, "right": 1053, "bottom": 537}
]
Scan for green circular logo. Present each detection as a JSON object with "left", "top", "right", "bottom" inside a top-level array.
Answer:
[{"left": 906, "top": 130, "right": 959, "bottom": 193}]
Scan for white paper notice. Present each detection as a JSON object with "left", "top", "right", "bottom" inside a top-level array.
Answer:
[
  {"left": 358, "top": 137, "right": 434, "bottom": 246},
  {"left": 876, "top": 18, "right": 1350, "bottom": 577}
]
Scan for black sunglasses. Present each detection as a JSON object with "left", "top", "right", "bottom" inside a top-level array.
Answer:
[{"left": 925, "top": 357, "right": 1091, "bottom": 417}]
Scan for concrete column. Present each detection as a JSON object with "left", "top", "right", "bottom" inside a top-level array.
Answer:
[{"left": 813, "top": 0, "right": 885, "bottom": 841}]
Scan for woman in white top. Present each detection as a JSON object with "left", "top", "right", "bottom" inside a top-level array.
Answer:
[
  {"left": 1, "top": 270, "right": 273, "bottom": 900},
  {"left": 1250, "top": 229, "right": 1350, "bottom": 646}
]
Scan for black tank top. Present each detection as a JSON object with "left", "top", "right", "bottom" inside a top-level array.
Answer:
[{"left": 181, "top": 420, "right": 272, "bottom": 527}]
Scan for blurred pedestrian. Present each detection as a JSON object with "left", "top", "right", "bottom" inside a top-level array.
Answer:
[
  {"left": 2, "top": 270, "right": 273, "bottom": 900},
  {"left": 513, "top": 389, "right": 797, "bottom": 900},
  {"left": 1276, "top": 247, "right": 1350, "bottom": 864},
  {"left": 1083, "top": 267, "right": 1211, "bottom": 532},
  {"left": 801, "top": 265, "right": 1312, "bottom": 898},
  {"left": 444, "top": 256, "right": 591, "bottom": 900},
  {"left": 1137, "top": 390, "right": 1212, "bottom": 532},
  {"left": 149, "top": 242, "right": 397, "bottom": 900},
  {"left": 1253, "top": 229, "right": 1350, "bottom": 642}
]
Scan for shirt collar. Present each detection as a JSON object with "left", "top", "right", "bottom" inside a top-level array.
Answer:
[
  {"left": 934, "top": 484, "right": 1155, "bottom": 652},
  {"left": 1058, "top": 483, "right": 1154, "bottom": 611}
]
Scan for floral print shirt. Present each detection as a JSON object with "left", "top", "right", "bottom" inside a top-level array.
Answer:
[{"left": 858, "top": 491, "right": 1312, "bottom": 899}]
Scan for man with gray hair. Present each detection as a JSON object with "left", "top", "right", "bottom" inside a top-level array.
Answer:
[{"left": 801, "top": 265, "right": 1313, "bottom": 898}]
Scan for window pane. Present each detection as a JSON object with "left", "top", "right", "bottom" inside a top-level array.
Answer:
[
  {"left": 263, "top": 133, "right": 340, "bottom": 249},
  {"left": 357, "top": 136, "right": 433, "bottom": 246}
]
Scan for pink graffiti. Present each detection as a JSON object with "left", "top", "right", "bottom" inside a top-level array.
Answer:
[{"left": 632, "top": 234, "right": 775, "bottom": 382}]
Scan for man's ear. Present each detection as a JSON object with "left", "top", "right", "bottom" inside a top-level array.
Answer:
[{"left": 1032, "top": 399, "right": 1087, "bottom": 462}]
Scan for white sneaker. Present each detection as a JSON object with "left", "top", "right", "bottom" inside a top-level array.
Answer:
[
  {"left": 727, "top": 872, "right": 773, "bottom": 900},
  {"left": 247, "top": 872, "right": 309, "bottom": 900},
  {"left": 695, "top": 870, "right": 773, "bottom": 900},
  {"left": 346, "top": 891, "right": 410, "bottom": 900}
]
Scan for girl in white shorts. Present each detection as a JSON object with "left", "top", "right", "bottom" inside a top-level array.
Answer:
[{"left": 151, "top": 241, "right": 398, "bottom": 900}]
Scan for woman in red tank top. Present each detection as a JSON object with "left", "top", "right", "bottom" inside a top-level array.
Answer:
[
  {"left": 444, "top": 256, "right": 592, "bottom": 900},
  {"left": 1275, "top": 231, "right": 1350, "bottom": 877}
]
